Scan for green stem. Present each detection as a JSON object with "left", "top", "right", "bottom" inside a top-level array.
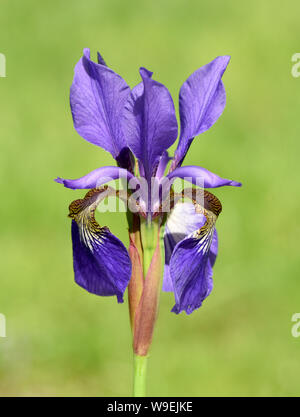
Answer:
[
  {"left": 133, "top": 354, "right": 148, "bottom": 397},
  {"left": 140, "top": 218, "right": 159, "bottom": 276},
  {"left": 132, "top": 218, "right": 160, "bottom": 396}
]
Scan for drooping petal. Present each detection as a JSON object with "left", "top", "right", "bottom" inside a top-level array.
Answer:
[
  {"left": 200, "top": 228, "right": 218, "bottom": 298},
  {"left": 69, "top": 188, "right": 131, "bottom": 302},
  {"left": 167, "top": 190, "right": 222, "bottom": 314},
  {"left": 169, "top": 226, "right": 217, "bottom": 314},
  {"left": 167, "top": 165, "right": 241, "bottom": 188},
  {"left": 172, "top": 56, "right": 230, "bottom": 168},
  {"left": 122, "top": 68, "right": 178, "bottom": 181},
  {"left": 55, "top": 166, "right": 136, "bottom": 189},
  {"left": 70, "top": 48, "right": 131, "bottom": 160},
  {"left": 209, "top": 228, "right": 218, "bottom": 268},
  {"left": 163, "top": 203, "right": 206, "bottom": 292}
]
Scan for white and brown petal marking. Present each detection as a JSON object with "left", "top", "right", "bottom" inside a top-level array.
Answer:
[{"left": 166, "top": 189, "right": 221, "bottom": 314}]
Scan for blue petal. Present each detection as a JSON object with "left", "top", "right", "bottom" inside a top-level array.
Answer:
[
  {"left": 166, "top": 190, "right": 222, "bottom": 314},
  {"left": 122, "top": 68, "right": 178, "bottom": 181},
  {"left": 70, "top": 48, "right": 130, "bottom": 160},
  {"left": 163, "top": 203, "right": 206, "bottom": 292},
  {"left": 173, "top": 56, "right": 230, "bottom": 168},
  {"left": 156, "top": 151, "right": 172, "bottom": 179},
  {"left": 69, "top": 188, "right": 131, "bottom": 302},
  {"left": 167, "top": 165, "right": 241, "bottom": 188},
  {"left": 169, "top": 226, "right": 217, "bottom": 314},
  {"left": 55, "top": 166, "right": 137, "bottom": 189}
]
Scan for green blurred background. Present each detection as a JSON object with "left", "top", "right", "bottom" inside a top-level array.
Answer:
[{"left": 0, "top": 0, "right": 299, "bottom": 396}]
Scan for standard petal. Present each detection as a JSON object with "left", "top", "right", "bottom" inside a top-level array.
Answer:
[
  {"left": 163, "top": 203, "right": 206, "bottom": 292},
  {"left": 55, "top": 166, "right": 136, "bottom": 189},
  {"left": 167, "top": 165, "right": 241, "bottom": 188},
  {"left": 70, "top": 48, "right": 130, "bottom": 159},
  {"left": 69, "top": 188, "right": 132, "bottom": 302},
  {"left": 122, "top": 68, "right": 178, "bottom": 181},
  {"left": 156, "top": 151, "right": 172, "bottom": 179},
  {"left": 172, "top": 56, "right": 230, "bottom": 168}
]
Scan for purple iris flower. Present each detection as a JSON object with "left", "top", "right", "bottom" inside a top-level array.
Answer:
[{"left": 55, "top": 48, "right": 241, "bottom": 315}]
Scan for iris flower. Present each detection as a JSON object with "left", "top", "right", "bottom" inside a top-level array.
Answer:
[{"left": 55, "top": 49, "right": 241, "bottom": 395}]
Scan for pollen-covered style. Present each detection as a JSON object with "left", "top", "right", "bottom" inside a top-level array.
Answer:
[{"left": 55, "top": 49, "right": 241, "bottom": 321}]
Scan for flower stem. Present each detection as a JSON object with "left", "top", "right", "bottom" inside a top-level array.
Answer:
[
  {"left": 140, "top": 218, "right": 159, "bottom": 276},
  {"left": 133, "top": 354, "right": 148, "bottom": 397}
]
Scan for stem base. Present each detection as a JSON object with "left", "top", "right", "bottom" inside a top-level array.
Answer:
[{"left": 133, "top": 354, "right": 148, "bottom": 397}]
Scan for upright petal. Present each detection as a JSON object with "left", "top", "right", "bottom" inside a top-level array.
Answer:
[
  {"left": 55, "top": 166, "right": 137, "bottom": 189},
  {"left": 123, "top": 68, "right": 178, "bottom": 181},
  {"left": 70, "top": 48, "right": 130, "bottom": 159},
  {"left": 156, "top": 151, "right": 172, "bottom": 179},
  {"left": 172, "top": 56, "right": 230, "bottom": 169},
  {"left": 167, "top": 165, "right": 241, "bottom": 188},
  {"left": 69, "top": 188, "right": 131, "bottom": 302}
]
